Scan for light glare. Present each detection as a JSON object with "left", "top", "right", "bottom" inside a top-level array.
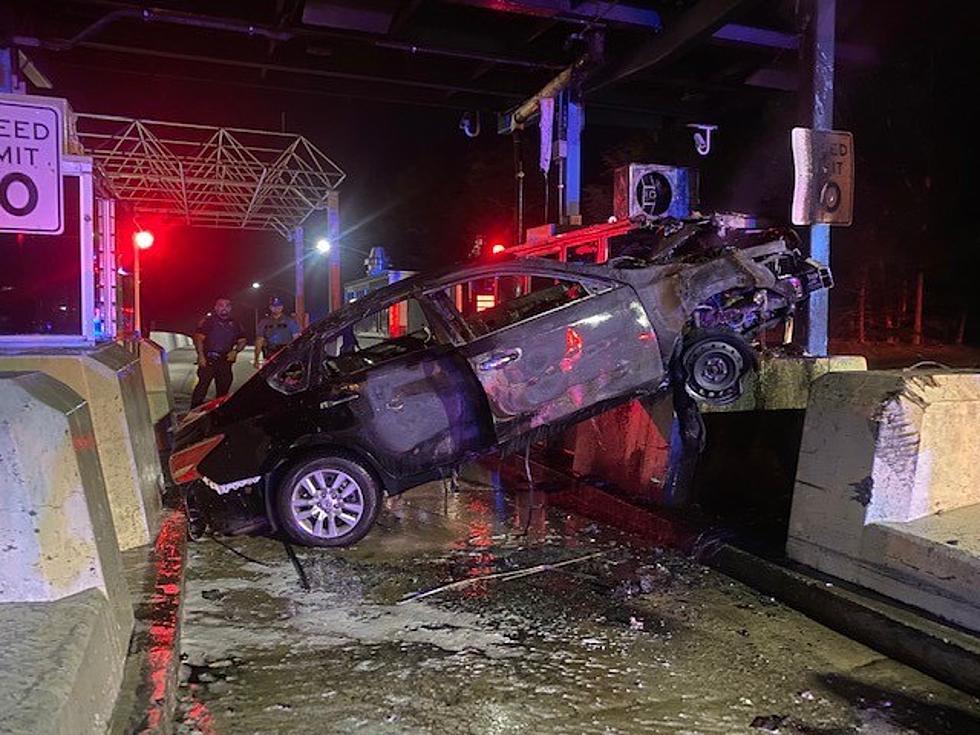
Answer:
[
  {"left": 315, "top": 238, "right": 331, "bottom": 254},
  {"left": 134, "top": 230, "right": 155, "bottom": 250}
]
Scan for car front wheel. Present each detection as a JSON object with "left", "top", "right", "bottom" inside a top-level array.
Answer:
[
  {"left": 680, "top": 329, "right": 756, "bottom": 406},
  {"left": 275, "top": 456, "right": 381, "bottom": 547}
]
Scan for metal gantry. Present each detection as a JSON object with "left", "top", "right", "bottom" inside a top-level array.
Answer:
[{"left": 74, "top": 114, "right": 346, "bottom": 238}]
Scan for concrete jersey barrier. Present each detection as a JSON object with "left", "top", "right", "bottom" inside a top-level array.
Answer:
[
  {"left": 0, "top": 371, "right": 134, "bottom": 735},
  {"left": 149, "top": 331, "right": 194, "bottom": 352},
  {"left": 138, "top": 338, "right": 176, "bottom": 425},
  {"left": 0, "top": 344, "right": 164, "bottom": 550},
  {"left": 788, "top": 369, "right": 980, "bottom": 632}
]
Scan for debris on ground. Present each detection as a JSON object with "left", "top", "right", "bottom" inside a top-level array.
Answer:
[{"left": 750, "top": 713, "right": 788, "bottom": 731}]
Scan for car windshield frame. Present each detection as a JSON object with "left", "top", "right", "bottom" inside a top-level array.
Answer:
[{"left": 423, "top": 266, "right": 618, "bottom": 346}]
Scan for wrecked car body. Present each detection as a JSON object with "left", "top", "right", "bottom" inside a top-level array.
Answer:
[{"left": 170, "top": 228, "right": 831, "bottom": 547}]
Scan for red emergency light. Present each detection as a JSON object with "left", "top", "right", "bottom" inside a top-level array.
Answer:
[
  {"left": 134, "top": 230, "right": 155, "bottom": 250},
  {"left": 491, "top": 243, "right": 506, "bottom": 255}
]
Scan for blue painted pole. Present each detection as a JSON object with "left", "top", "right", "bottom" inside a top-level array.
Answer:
[
  {"left": 806, "top": 0, "right": 836, "bottom": 356},
  {"left": 1, "top": 48, "right": 13, "bottom": 93},
  {"left": 565, "top": 96, "right": 584, "bottom": 223}
]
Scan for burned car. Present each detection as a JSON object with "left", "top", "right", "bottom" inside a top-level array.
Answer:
[{"left": 170, "top": 227, "right": 831, "bottom": 547}]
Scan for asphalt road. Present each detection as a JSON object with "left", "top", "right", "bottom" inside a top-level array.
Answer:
[{"left": 173, "top": 470, "right": 980, "bottom": 735}]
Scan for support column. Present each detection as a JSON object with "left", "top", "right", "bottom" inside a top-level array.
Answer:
[
  {"left": 554, "top": 90, "right": 585, "bottom": 227},
  {"left": 1, "top": 48, "right": 13, "bottom": 93},
  {"left": 326, "top": 191, "right": 342, "bottom": 312},
  {"left": 134, "top": 240, "right": 142, "bottom": 336},
  {"left": 293, "top": 226, "right": 306, "bottom": 327},
  {"left": 564, "top": 95, "right": 584, "bottom": 225},
  {"left": 804, "top": 0, "right": 836, "bottom": 356}
]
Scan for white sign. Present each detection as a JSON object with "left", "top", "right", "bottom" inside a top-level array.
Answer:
[
  {"left": 791, "top": 127, "right": 854, "bottom": 226},
  {"left": 0, "top": 96, "right": 64, "bottom": 235}
]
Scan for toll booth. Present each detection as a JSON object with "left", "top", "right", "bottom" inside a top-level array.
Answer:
[
  {"left": 1, "top": 93, "right": 123, "bottom": 346},
  {"left": 343, "top": 247, "right": 419, "bottom": 345}
]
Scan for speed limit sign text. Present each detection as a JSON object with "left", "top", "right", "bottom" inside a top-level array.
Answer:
[{"left": 0, "top": 96, "right": 64, "bottom": 235}]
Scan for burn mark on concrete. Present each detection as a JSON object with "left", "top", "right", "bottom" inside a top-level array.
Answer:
[{"left": 850, "top": 476, "right": 874, "bottom": 506}]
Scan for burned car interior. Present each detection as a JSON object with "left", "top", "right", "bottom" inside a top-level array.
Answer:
[{"left": 171, "top": 216, "right": 833, "bottom": 547}]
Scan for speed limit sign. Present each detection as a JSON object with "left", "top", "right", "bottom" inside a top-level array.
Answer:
[{"left": 0, "top": 95, "right": 64, "bottom": 235}]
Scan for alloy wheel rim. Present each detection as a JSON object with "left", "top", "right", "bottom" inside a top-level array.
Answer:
[{"left": 290, "top": 469, "right": 365, "bottom": 539}]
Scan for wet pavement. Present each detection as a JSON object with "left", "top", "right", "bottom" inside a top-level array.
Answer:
[{"left": 175, "top": 469, "right": 980, "bottom": 735}]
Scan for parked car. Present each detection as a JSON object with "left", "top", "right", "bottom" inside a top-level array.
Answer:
[{"left": 170, "top": 232, "right": 831, "bottom": 547}]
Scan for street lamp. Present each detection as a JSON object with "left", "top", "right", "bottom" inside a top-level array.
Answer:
[
  {"left": 251, "top": 281, "right": 262, "bottom": 289},
  {"left": 133, "top": 230, "right": 154, "bottom": 335},
  {"left": 315, "top": 238, "right": 331, "bottom": 254}
]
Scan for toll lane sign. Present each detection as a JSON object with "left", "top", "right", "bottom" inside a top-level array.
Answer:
[
  {"left": 791, "top": 127, "right": 854, "bottom": 226},
  {"left": 0, "top": 97, "right": 63, "bottom": 235}
]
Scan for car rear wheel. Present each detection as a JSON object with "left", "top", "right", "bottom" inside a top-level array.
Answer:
[
  {"left": 275, "top": 456, "right": 381, "bottom": 547},
  {"left": 680, "top": 329, "right": 756, "bottom": 406}
]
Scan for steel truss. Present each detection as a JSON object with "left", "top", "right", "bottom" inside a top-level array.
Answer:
[{"left": 75, "top": 114, "right": 345, "bottom": 237}]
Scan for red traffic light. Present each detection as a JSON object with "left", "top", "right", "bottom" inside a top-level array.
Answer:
[
  {"left": 134, "top": 230, "right": 155, "bottom": 250},
  {"left": 491, "top": 243, "right": 506, "bottom": 255}
]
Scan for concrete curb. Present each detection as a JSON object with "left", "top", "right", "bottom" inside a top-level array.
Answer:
[
  {"left": 111, "top": 510, "right": 188, "bottom": 735},
  {"left": 709, "top": 544, "right": 980, "bottom": 698},
  {"left": 504, "top": 456, "right": 980, "bottom": 698},
  {"left": 0, "top": 589, "right": 125, "bottom": 735}
]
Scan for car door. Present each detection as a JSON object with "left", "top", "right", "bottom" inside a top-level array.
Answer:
[
  {"left": 313, "top": 295, "right": 492, "bottom": 480},
  {"left": 430, "top": 268, "right": 665, "bottom": 444}
]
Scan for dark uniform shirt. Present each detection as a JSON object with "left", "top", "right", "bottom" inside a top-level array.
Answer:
[
  {"left": 256, "top": 315, "right": 301, "bottom": 353},
  {"left": 196, "top": 315, "right": 245, "bottom": 358}
]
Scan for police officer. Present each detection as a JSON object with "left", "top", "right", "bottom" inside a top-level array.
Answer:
[
  {"left": 191, "top": 297, "right": 246, "bottom": 408},
  {"left": 253, "top": 295, "right": 301, "bottom": 367}
]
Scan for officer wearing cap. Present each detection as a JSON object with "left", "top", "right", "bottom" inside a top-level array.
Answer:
[{"left": 254, "top": 296, "right": 302, "bottom": 367}]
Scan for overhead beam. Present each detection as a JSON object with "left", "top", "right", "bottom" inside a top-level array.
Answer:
[
  {"left": 446, "top": 0, "right": 662, "bottom": 29},
  {"left": 711, "top": 23, "right": 798, "bottom": 50},
  {"left": 302, "top": 0, "right": 395, "bottom": 34},
  {"left": 72, "top": 42, "right": 525, "bottom": 99},
  {"left": 711, "top": 22, "right": 876, "bottom": 64},
  {"left": 374, "top": 40, "right": 564, "bottom": 70},
  {"left": 587, "top": 0, "right": 757, "bottom": 93}
]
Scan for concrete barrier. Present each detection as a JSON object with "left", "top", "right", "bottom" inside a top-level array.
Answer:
[
  {"left": 138, "top": 338, "right": 175, "bottom": 425},
  {"left": 0, "top": 344, "right": 164, "bottom": 550},
  {"left": 149, "top": 331, "right": 194, "bottom": 352},
  {"left": 704, "top": 354, "right": 868, "bottom": 413},
  {"left": 0, "top": 589, "right": 131, "bottom": 735},
  {"left": 787, "top": 370, "right": 980, "bottom": 632},
  {"left": 0, "top": 371, "right": 134, "bottom": 734},
  {"left": 569, "top": 355, "right": 867, "bottom": 504}
]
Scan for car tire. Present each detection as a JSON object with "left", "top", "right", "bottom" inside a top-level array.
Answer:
[
  {"left": 275, "top": 455, "right": 382, "bottom": 547},
  {"left": 680, "top": 328, "right": 756, "bottom": 406}
]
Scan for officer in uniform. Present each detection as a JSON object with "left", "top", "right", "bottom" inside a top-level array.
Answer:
[
  {"left": 254, "top": 295, "right": 301, "bottom": 367},
  {"left": 191, "top": 297, "right": 247, "bottom": 408}
]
